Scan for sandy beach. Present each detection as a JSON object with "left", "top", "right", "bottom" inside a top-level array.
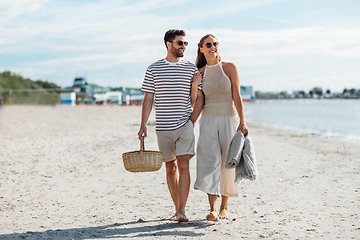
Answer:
[{"left": 0, "top": 104, "right": 359, "bottom": 240}]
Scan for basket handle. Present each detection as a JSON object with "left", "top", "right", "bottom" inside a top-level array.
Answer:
[{"left": 140, "top": 137, "right": 145, "bottom": 152}]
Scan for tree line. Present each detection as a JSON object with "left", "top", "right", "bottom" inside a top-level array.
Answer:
[
  {"left": 0, "top": 71, "right": 61, "bottom": 104},
  {"left": 255, "top": 87, "right": 360, "bottom": 99},
  {"left": 0, "top": 71, "right": 60, "bottom": 90}
]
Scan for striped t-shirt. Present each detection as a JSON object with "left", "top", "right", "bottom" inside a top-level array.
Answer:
[{"left": 141, "top": 58, "right": 198, "bottom": 131}]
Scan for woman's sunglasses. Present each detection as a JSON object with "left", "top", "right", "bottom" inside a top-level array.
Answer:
[
  {"left": 170, "top": 41, "right": 188, "bottom": 46},
  {"left": 205, "top": 42, "right": 219, "bottom": 48}
]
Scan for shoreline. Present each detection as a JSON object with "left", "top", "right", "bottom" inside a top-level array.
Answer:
[
  {"left": 243, "top": 98, "right": 360, "bottom": 145},
  {"left": 0, "top": 105, "right": 359, "bottom": 239},
  {"left": 246, "top": 121, "right": 360, "bottom": 145}
]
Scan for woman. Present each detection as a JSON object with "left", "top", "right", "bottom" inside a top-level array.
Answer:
[{"left": 192, "top": 34, "right": 248, "bottom": 221}]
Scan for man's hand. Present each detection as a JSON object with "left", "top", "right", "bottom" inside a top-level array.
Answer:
[
  {"left": 138, "top": 92, "right": 154, "bottom": 140},
  {"left": 138, "top": 125, "right": 147, "bottom": 140}
]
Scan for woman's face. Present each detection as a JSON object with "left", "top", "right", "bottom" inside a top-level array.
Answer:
[{"left": 200, "top": 36, "right": 219, "bottom": 59}]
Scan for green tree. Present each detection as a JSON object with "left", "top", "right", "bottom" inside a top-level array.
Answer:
[
  {"left": 0, "top": 71, "right": 61, "bottom": 104},
  {"left": 312, "top": 87, "right": 323, "bottom": 96},
  {"left": 279, "top": 91, "right": 287, "bottom": 97},
  {"left": 35, "top": 80, "right": 60, "bottom": 89}
]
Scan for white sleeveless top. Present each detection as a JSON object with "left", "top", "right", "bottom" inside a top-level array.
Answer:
[{"left": 202, "top": 62, "right": 237, "bottom": 117}]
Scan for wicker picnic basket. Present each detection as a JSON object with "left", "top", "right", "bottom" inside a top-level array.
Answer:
[{"left": 122, "top": 137, "right": 163, "bottom": 172}]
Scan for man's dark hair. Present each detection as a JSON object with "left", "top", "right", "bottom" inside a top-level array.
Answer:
[{"left": 164, "top": 29, "right": 186, "bottom": 48}]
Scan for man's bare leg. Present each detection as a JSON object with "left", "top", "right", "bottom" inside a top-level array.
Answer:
[
  {"left": 175, "top": 154, "right": 192, "bottom": 222},
  {"left": 219, "top": 195, "right": 229, "bottom": 219},
  {"left": 207, "top": 194, "right": 219, "bottom": 221},
  {"left": 165, "top": 160, "right": 179, "bottom": 221}
]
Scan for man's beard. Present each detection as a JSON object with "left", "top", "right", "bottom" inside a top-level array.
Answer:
[{"left": 171, "top": 46, "right": 184, "bottom": 58}]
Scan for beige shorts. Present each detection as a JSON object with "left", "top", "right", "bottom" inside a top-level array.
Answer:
[{"left": 156, "top": 120, "right": 195, "bottom": 162}]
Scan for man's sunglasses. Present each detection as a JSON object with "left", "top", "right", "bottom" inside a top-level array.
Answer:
[
  {"left": 205, "top": 42, "right": 219, "bottom": 48},
  {"left": 170, "top": 41, "right": 188, "bottom": 46}
]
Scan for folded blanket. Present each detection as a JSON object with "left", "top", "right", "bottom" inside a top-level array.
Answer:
[
  {"left": 226, "top": 130, "right": 245, "bottom": 168},
  {"left": 225, "top": 131, "right": 258, "bottom": 183}
]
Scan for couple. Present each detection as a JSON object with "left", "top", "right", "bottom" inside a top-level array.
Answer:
[{"left": 138, "top": 29, "right": 248, "bottom": 222}]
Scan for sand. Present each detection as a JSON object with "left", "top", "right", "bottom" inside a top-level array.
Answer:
[{"left": 0, "top": 104, "right": 359, "bottom": 239}]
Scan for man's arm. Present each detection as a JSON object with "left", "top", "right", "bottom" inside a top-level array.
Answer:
[
  {"left": 138, "top": 92, "right": 154, "bottom": 140},
  {"left": 190, "top": 89, "right": 204, "bottom": 125}
]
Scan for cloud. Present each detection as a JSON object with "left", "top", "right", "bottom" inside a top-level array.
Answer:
[
  {"left": 205, "top": 27, "right": 360, "bottom": 74},
  {"left": 0, "top": 0, "right": 183, "bottom": 55},
  {"left": 3, "top": 67, "right": 55, "bottom": 79},
  {"left": 1, "top": 0, "right": 359, "bottom": 92},
  {"left": 0, "top": 0, "right": 49, "bottom": 18},
  {"left": 240, "top": 13, "right": 295, "bottom": 24}
]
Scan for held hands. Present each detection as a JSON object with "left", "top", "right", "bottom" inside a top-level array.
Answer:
[
  {"left": 237, "top": 121, "right": 249, "bottom": 136},
  {"left": 193, "top": 71, "right": 203, "bottom": 86},
  {"left": 138, "top": 125, "right": 147, "bottom": 140}
]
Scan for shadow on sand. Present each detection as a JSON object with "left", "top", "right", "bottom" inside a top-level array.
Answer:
[{"left": 1, "top": 219, "right": 213, "bottom": 239}]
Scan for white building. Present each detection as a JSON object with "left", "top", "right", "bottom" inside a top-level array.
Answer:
[
  {"left": 240, "top": 86, "right": 254, "bottom": 101},
  {"left": 93, "top": 91, "right": 123, "bottom": 104},
  {"left": 60, "top": 92, "right": 76, "bottom": 106}
]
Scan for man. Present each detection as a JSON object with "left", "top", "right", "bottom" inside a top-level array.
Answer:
[{"left": 138, "top": 29, "right": 201, "bottom": 222}]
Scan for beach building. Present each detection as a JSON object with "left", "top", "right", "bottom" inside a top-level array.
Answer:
[
  {"left": 122, "top": 88, "right": 145, "bottom": 105},
  {"left": 128, "top": 93, "right": 145, "bottom": 105},
  {"left": 93, "top": 91, "right": 123, "bottom": 104},
  {"left": 72, "top": 77, "right": 92, "bottom": 94},
  {"left": 108, "top": 92, "right": 123, "bottom": 104},
  {"left": 60, "top": 92, "right": 76, "bottom": 106},
  {"left": 93, "top": 93, "right": 107, "bottom": 104},
  {"left": 240, "top": 86, "right": 255, "bottom": 101}
]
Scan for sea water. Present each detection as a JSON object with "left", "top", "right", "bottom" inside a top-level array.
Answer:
[{"left": 244, "top": 99, "right": 360, "bottom": 144}]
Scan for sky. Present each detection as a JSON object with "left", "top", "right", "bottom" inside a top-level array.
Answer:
[{"left": 0, "top": 0, "right": 359, "bottom": 93}]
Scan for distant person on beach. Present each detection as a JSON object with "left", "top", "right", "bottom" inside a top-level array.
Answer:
[
  {"left": 192, "top": 34, "right": 248, "bottom": 221},
  {"left": 138, "top": 29, "right": 202, "bottom": 222}
]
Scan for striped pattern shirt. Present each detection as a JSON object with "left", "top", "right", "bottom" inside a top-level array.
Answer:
[{"left": 141, "top": 58, "right": 198, "bottom": 131}]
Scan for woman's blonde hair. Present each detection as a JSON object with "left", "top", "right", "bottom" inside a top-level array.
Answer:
[{"left": 195, "top": 34, "right": 221, "bottom": 69}]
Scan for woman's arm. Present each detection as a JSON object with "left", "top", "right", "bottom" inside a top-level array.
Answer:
[
  {"left": 190, "top": 89, "right": 204, "bottom": 125},
  {"left": 191, "top": 71, "right": 203, "bottom": 108},
  {"left": 223, "top": 62, "right": 249, "bottom": 135}
]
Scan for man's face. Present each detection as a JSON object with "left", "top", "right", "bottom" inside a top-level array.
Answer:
[{"left": 169, "top": 35, "right": 187, "bottom": 58}]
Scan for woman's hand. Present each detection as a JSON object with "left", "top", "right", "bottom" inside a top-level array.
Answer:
[
  {"left": 237, "top": 121, "right": 249, "bottom": 136},
  {"left": 191, "top": 71, "right": 203, "bottom": 108},
  {"left": 193, "top": 71, "right": 203, "bottom": 86}
]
